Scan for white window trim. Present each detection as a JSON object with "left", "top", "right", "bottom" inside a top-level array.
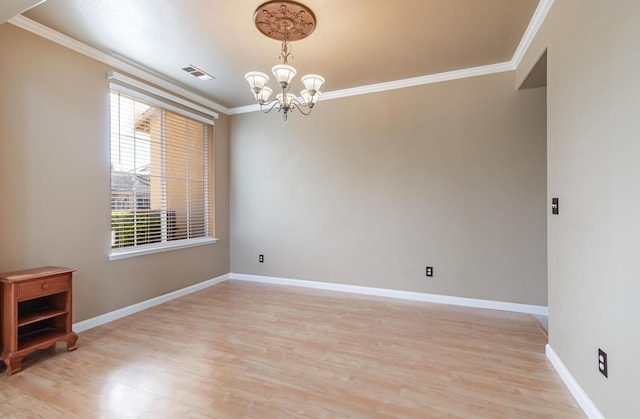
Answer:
[
  {"left": 107, "top": 71, "right": 218, "bottom": 122},
  {"left": 109, "top": 237, "right": 219, "bottom": 261},
  {"left": 107, "top": 71, "right": 218, "bottom": 261}
]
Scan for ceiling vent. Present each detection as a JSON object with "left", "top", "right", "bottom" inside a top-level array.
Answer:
[{"left": 182, "top": 65, "right": 214, "bottom": 80}]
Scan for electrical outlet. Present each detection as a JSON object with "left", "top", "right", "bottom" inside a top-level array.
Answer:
[
  {"left": 426, "top": 266, "right": 433, "bottom": 277},
  {"left": 598, "top": 348, "right": 608, "bottom": 378},
  {"left": 259, "top": 254, "right": 264, "bottom": 263}
]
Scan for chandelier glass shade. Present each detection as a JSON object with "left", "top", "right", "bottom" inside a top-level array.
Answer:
[{"left": 244, "top": 1, "right": 325, "bottom": 120}]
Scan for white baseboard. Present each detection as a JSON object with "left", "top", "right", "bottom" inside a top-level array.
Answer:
[
  {"left": 73, "top": 273, "right": 230, "bottom": 333},
  {"left": 72, "top": 272, "right": 547, "bottom": 334},
  {"left": 546, "top": 344, "right": 605, "bottom": 419},
  {"left": 230, "top": 273, "right": 548, "bottom": 316}
]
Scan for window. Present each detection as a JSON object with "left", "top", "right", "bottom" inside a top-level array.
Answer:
[{"left": 109, "top": 77, "right": 215, "bottom": 259}]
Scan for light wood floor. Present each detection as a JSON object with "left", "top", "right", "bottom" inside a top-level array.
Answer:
[{"left": 0, "top": 280, "right": 584, "bottom": 418}]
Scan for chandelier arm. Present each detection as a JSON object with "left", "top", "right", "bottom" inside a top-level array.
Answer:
[
  {"left": 290, "top": 98, "right": 313, "bottom": 115},
  {"left": 259, "top": 99, "right": 282, "bottom": 114}
]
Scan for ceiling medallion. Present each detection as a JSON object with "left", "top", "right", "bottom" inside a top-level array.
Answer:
[
  {"left": 253, "top": 0, "right": 316, "bottom": 42},
  {"left": 245, "top": 1, "right": 324, "bottom": 121}
]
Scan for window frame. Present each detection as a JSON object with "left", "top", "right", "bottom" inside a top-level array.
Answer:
[{"left": 107, "top": 72, "right": 218, "bottom": 261}]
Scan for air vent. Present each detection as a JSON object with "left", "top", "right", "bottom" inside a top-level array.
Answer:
[{"left": 182, "top": 65, "right": 214, "bottom": 80}]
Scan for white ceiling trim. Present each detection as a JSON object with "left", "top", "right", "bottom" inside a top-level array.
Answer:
[
  {"left": 9, "top": 0, "right": 554, "bottom": 117},
  {"left": 229, "top": 103, "right": 262, "bottom": 115},
  {"left": 228, "top": 62, "right": 515, "bottom": 115},
  {"left": 322, "top": 62, "right": 515, "bottom": 99},
  {"left": 230, "top": 0, "right": 556, "bottom": 116},
  {"left": 7, "top": 15, "right": 232, "bottom": 115},
  {"left": 511, "top": 0, "right": 554, "bottom": 67}
]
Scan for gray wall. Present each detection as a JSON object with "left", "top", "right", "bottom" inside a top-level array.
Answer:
[
  {"left": 4, "top": 1, "right": 638, "bottom": 414},
  {"left": 519, "top": 0, "right": 640, "bottom": 416},
  {"left": 0, "top": 24, "right": 230, "bottom": 321},
  {"left": 230, "top": 71, "right": 548, "bottom": 306}
]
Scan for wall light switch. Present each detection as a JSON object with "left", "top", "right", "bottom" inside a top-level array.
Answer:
[{"left": 552, "top": 198, "right": 559, "bottom": 215}]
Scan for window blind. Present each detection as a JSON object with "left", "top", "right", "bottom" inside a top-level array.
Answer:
[{"left": 109, "top": 89, "right": 211, "bottom": 252}]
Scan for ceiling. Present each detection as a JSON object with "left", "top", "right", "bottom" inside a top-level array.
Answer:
[{"left": 14, "top": 0, "right": 540, "bottom": 110}]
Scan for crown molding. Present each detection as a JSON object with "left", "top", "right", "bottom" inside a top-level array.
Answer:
[
  {"left": 228, "top": 103, "right": 262, "bottom": 115},
  {"left": 511, "top": 0, "right": 555, "bottom": 68},
  {"left": 229, "top": 62, "right": 514, "bottom": 115},
  {"left": 230, "top": 0, "right": 555, "bottom": 115},
  {"left": 314, "top": 62, "right": 514, "bottom": 101},
  {"left": 7, "top": 15, "right": 232, "bottom": 116},
  {"left": 10, "top": 0, "right": 554, "bottom": 117}
]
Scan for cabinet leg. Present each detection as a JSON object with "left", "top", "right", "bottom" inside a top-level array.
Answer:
[
  {"left": 65, "top": 332, "right": 79, "bottom": 351},
  {"left": 3, "top": 354, "right": 26, "bottom": 375}
]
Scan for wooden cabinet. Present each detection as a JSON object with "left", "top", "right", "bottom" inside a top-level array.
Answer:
[{"left": 0, "top": 267, "right": 78, "bottom": 375}]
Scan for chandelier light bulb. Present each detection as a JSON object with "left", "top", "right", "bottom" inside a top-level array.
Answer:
[
  {"left": 245, "top": 71, "right": 269, "bottom": 93},
  {"left": 301, "top": 89, "right": 321, "bottom": 106},
  {"left": 301, "top": 74, "right": 325, "bottom": 94},
  {"left": 272, "top": 64, "right": 297, "bottom": 88},
  {"left": 256, "top": 86, "right": 273, "bottom": 103}
]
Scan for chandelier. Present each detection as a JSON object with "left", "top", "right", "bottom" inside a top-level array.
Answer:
[{"left": 245, "top": 1, "right": 325, "bottom": 121}]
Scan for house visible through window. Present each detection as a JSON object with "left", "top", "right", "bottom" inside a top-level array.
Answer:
[{"left": 109, "top": 89, "right": 212, "bottom": 253}]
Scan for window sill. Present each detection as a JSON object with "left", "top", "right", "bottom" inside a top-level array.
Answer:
[{"left": 108, "top": 237, "right": 219, "bottom": 261}]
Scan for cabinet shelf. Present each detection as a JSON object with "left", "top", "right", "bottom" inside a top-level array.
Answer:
[
  {"left": 18, "top": 329, "right": 67, "bottom": 351},
  {"left": 18, "top": 308, "right": 69, "bottom": 327}
]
